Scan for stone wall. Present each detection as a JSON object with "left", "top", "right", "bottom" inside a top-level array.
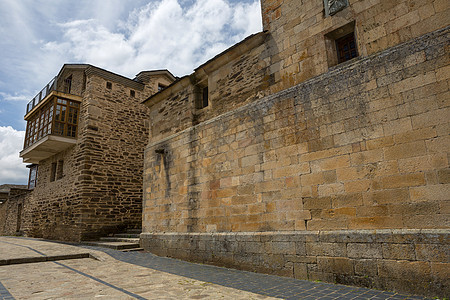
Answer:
[
  {"left": 75, "top": 73, "right": 151, "bottom": 239},
  {"left": 261, "top": 0, "right": 450, "bottom": 93},
  {"left": 142, "top": 230, "right": 449, "bottom": 297},
  {"left": 2, "top": 189, "right": 30, "bottom": 236},
  {"left": 0, "top": 194, "right": 7, "bottom": 235},
  {"left": 21, "top": 146, "right": 85, "bottom": 241},
  {"left": 142, "top": 27, "right": 449, "bottom": 296},
  {"left": 21, "top": 67, "right": 172, "bottom": 241}
]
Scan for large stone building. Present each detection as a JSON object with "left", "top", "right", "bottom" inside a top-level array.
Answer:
[
  {"left": 8, "top": 64, "right": 175, "bottom": 241},
  {"left": 141, "top": 0, "right": 449, "bottom": 297}
]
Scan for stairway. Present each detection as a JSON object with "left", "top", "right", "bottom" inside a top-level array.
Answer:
[{"left": 82, "top": 229, "right": 143, "bottom": 252}]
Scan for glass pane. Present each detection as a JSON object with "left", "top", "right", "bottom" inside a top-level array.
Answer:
[
  {"left": 57, "top": 98, "right": 67, "bottom": 104},
  {"left": 60, "top": 106, "right": 66, "bottom": 121},
  {"left": 55, "top": 122, "right": 64, "bottom": 135}
]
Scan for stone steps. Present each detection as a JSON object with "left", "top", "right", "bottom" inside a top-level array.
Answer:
[
  {"left": 112, "top": 233, "right": 140, "bottom": 239},
  {"left": 83, "top": 229, "right": 142, "bottom": 251},
  {"left": 99, "top": 237, "right": 139, "bottom": 243}
]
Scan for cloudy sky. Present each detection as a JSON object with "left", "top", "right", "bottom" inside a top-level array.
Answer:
[{"left": 0, "top": 0, "right": 262, "bottom": 184}]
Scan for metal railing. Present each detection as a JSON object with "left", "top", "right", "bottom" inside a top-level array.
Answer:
[{"left": 26, "top": 76, "right": 76, "bottom": 114}]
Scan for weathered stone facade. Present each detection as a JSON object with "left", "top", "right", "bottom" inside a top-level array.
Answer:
[
  {"left": 16, "top": 65, "right": 175, "bottom": 241},
  {"left": 0, "top": 185, "right": 29, "bottom": 236},
  {"left": 142, "top": 0, "right": 449, "bottom": 297}
]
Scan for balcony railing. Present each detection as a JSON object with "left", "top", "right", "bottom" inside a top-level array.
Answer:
[{"left": 26, "top": 76, "right": 75, "bottom": 114}]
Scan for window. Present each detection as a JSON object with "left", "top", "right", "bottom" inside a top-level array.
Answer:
[
  {"left": 50, "top": 163, "right": 57, "bottom": 182},
  {"left": 63, "top": 75, "right": 72, "bottom": 94},
  {"left": 106, "top": 82, "right": 112, "bottom": 89},
  {"left": 194, "top": 84, "right": 209, "bottom": 109},
  {"left": 27, "top": 164, "right": 38, "bottom": 189},
  {"left": 130, "top": 90, "right": 135, "bottom": 97},
  {"left": 50, "top": 160, "right": 64, "bottom": 182},
  {"left": 202, "top": 86, "right": 209, "bottom": 108},
  {"left": 158, "top": 84, "right": 166, "bottom": 92},
  {"left": 57, "top": 160, "right": 64, "bottom": 180},
  {"left": 24, "top": 97, "right": 80, "bottom": 148},
  {"left": 336, "top": 33, "right": 358, "bottom": 63},
  {"left": 324, "top": 21, "right": 358, "bottom": 67}
]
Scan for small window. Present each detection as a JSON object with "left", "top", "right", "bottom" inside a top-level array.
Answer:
[
  {"left": 64, "top": 75, "right": 72, "bottom": 94},
  {"left": 336, "top": 33, "right": 358, "bottom": 63},
  {"left": 130, "top": 90, "right": 135, "bottom": 97},
  {"left": 202, "top": 87, "right": 209, "bottom": 108},
  {"left": 158, "top": 84, "right": 166, "bottom": 92},
  {"left": 50, "top": 163, "right": 57, "bottom": 182},
  {"left": 324, "top": 21, "right": 358, "bottom": 67},
  {"left": 27, "top": 164, "right": 38, "bottom": 189},
  {"left": 106, "top": 82, "right": 112, "bottom": 89},
  {"left": 57, "top": 160, "right": 64, "bottom": 180},
  {"left": 195, "top": 84, "right": 209, "bottom": 109}
]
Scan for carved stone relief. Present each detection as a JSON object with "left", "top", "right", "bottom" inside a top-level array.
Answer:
[{"left": 324, "top": 0, "right": 349, "bottom": 16}]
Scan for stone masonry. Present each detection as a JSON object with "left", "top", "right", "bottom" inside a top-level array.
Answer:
[
  {"left": 14, "top": 65, "right": 175, "bottom": 241},
  {"left": 141, "top": 0, "right": 449, "bottom": 297}
]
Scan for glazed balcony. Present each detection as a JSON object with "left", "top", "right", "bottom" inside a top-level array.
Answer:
[{"left": 21, "top": 86, "right": 82, "bottom": 163}]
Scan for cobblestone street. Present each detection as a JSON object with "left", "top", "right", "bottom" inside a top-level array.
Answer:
[{"left": 0, "top": 237, "right": 431, "bottom": 299}]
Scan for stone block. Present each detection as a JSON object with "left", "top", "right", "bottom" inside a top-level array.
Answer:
[
  {"left": 354, "top": 259, "right": 378, "bottom": 277},
  {"left": 306, "top": 242, "right": 347, "bottom": 257},
  {"left": 415, "top": 243, "right": 449, "bottom": 262},
  {"left": 409, "top": 184, "right": 450, "bottom": 202},
  {"left": 372, "top": 173, "right": 426, "bottom": 190},
  {"left": 382, "top": 243, "right": 416, "bottom": 260},
  {"left": 378, "top": 260, "right": 431, "bottom": 282},
  {"left": 347, "top": 243, "right": 383, "bottom": 259},
  {"left": 317, "top": 257, "right": 354, "bottom": 275},
  {"left": 293, "top": 262, "right": 308, "bottom": 279},
  {"left": 350, "top": 149, "right": 384, "bottom": 166},
  {"left": 310, "top": 155, "right": 350, "bottom": 172},
  {"left": 437, "top": 168, "right": 450, "bottom": 184},
  {"left": 384, "top": 140, "right": 427, "bottom": 160}
]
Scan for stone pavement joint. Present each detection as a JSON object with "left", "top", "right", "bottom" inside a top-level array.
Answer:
[
  {"left": 0, "top": 253, "right": 92, "bottom": 266},
  {"left": 54, "top": 261, "right": 147, "bottom": 300},
  {"left": 0, "top": 238, "right": 93, "bottom": 266}
]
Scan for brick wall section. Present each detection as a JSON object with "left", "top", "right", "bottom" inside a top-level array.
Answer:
[
  {"left": 142, "top": 28, "right": 449, "bottom": 296},
  {"left": 142, "top": 230, "right": 449, "bottom": 297},
  {"left": 260, "top": 0, "right": 450, "bottom": 93}
]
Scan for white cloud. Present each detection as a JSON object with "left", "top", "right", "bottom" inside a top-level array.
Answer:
[
  {"left": 0, "top": 0, "right": 261, "bottom": 130},
  {"left": 0, "top": 92, "right": 32, "bottom": 102},
  {"left": 0, "top": 126, "right": 28, "bottom": 185},
  {"left": 44, "top": 0, "right": 262, "bottom": 77}
]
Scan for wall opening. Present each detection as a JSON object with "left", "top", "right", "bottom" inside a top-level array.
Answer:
[{"left": 324, "top": 21, "right": 358, "bottom": 67}]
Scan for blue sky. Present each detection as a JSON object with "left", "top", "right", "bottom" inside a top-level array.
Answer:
[{"left": 0, "top": 0, "right": 262, "bottom": 184}]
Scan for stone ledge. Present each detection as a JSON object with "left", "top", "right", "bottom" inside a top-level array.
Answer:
[{"left": 0, "top": 253, "right": 92, "bottom": 266}]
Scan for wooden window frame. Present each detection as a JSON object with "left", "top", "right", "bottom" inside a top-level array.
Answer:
[
  {"left": 24, "top": 97, "right": 80, "bottom": 149},
  {"left": 336, "top": 33, "right": 358, "bottom": 63}
]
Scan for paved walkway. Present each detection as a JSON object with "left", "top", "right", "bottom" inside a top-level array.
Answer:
[{"left": 0, "top": 237, "right": 430, "bottom": 300}]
